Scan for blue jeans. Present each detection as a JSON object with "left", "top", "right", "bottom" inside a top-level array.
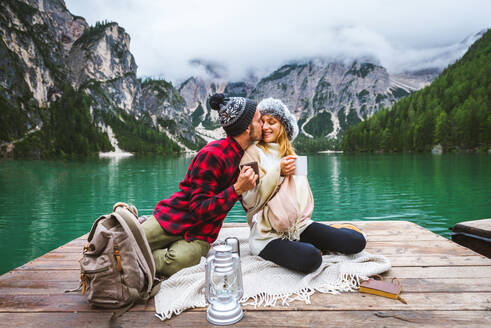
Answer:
[{"left": 258, "top": 222, "right": 366, "bottom": 273}]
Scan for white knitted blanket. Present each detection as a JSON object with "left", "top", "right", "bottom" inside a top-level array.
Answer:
[{"left": 154, "top": 227, "right": 391, "bottom": 321}]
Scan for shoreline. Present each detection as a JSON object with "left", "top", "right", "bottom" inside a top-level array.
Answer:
[
  {"left": 98, "top": 151, "right": 133, "bottom": 158},
  {"left": 317, "top": 150, "right": 344, "bottom": 154}
]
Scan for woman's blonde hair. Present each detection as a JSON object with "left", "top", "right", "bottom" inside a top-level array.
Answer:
[{"left": 258, "top": 119, "right": 296, "bottom": 158}]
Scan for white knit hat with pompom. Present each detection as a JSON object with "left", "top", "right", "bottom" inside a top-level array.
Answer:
[{"left": 257, "top": 98, "right": 299, "bottom": 141}]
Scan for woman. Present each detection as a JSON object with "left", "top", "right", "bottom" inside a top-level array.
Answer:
[{"left": 240, "top": 98, "right": 366, "bottom": 274}]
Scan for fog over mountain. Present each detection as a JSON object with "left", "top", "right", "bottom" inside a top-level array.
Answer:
[{"left": 65, "top": 0, "right": 491, "bottom": 82}]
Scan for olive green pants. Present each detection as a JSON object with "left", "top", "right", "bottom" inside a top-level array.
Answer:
[{"left": 141, "top": 216, "right": 210, "bottom": 278}]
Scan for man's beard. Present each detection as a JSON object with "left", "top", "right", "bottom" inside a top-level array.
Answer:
[{"left": 249, "top": 125, "right": 262, "bottom": 142}]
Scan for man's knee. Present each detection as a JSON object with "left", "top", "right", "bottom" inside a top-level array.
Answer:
[
  {"left": 165, "top": 246, "right": 201, "bottom": 267},
  {"left": 157, "top": 239, "right": 210, "bottom": 277}
]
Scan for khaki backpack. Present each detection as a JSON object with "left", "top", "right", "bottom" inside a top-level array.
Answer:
[{"left": 77, "top": 203, "right": 159, "bottom": 319}]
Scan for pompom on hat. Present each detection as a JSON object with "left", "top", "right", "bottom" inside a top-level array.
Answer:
[
  {"left": 209, "top": 94, "right": 257, "bottom": 136},
  {"left": 257, "top": 98, "right": 299, "bottom": 141}
]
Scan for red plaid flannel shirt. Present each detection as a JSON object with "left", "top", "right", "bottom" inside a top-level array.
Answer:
[{"left": 153, "top": 136, "right": 244, "bottom": 243}]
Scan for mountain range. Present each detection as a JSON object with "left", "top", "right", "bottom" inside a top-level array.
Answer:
[{"left": 0, "top": 0, "right": 485, "bottom": 157}]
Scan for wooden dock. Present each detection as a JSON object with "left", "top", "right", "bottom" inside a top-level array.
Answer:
[
  {"left": 451, "top": 218, "right": 491, "bottom": 258},
  {"left": 1, "top": 221, "right": 490, "bottom": 327}
]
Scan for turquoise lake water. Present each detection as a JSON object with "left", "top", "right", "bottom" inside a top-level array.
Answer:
[{"left": 0, "top": 153, "right": 490, "bottom": 275}]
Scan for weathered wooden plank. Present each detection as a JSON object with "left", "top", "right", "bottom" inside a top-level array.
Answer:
[
  {"left": 4, "top": 262, "right": 491, "bottom": 285},
  {"left": 0, "top": 280, "right": 79, "bottom": 295},
  {"left": 299, "top": 292, "right": 491, "bottom": 311},
  {"left": 366, "top": 233, "right": 447, "bottom": 241},
  {"left": 0, "top": 270, "right": 80, "bottom": 283},
  {"left": 451, "top": 219, "right": 491, "bottom": 258},
  {"left": 384, "top": 255, "right": 490, "bottom": 266},
  {"left": 33, "top": 253, "right": 78, "bottom": 260},
  {"left": 383, "top": 266, "right": 491, "bottom": 278},
  {"left": 2, "top": 277, "right": 490, "bottom": 295},
  {"left": 365, "top": 241, "right": 479, "bottom": 256},
  {"left": 395, "top": 277, "right": 491, "bottom": 293},
  {"left": 15, "top": 260, "right": 80, "bottom": 271},
  {"left": 453, "top": 218, "right": 491, "bottom": 235},
  {"left": 0, "top": 310, "right": 489, "bottom": 328},
  {"left": 49, "top": 240, "right": 479, "bottom": 257},
  {"left": 1, "top": 292, "right": 490, "bottom": 312},
  {"left": 12, "top": 253, "right": 490, "bottom": 273}
]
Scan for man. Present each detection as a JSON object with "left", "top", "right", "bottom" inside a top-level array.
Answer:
[{"left": 142, "top": 93, "right": 262, "bottom": 277}]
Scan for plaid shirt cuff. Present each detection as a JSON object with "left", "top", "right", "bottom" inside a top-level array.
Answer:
[{"left": 225, "top": 184, "right": 240, "bottom": 204}]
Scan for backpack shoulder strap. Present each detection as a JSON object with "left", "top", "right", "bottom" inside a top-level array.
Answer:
[{"left": 112, "top": 207, "right": 156, "bottom": 292}]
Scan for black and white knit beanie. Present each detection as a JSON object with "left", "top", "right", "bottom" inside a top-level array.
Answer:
[
  {"left": 209, "top": 94, "right": 257, "bottom": 136},
  {"left": 257, "top": 98, "right": 299, "bottom": 141}
]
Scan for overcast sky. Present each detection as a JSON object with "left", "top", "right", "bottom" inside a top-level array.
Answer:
[{"left": 65, "top": 0, "right": 490, "bottom": 82}]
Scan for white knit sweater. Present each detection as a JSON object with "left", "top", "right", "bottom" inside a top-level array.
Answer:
[{"left": 242, "top": 144, "right": 313, "bottom": 255}]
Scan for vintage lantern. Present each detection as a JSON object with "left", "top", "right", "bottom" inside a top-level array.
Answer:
[{"left": 205, "top": 238, "right": 244, "bottom": 325}]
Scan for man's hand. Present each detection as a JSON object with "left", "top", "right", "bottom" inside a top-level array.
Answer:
[
  {"left": 234, "top": 166, "right": 258, "bottom": 195},
  {"left": 280, "top": 155, "right": 297, "bottom": 176}
]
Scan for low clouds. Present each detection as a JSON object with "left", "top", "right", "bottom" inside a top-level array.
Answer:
[{"left": 65, "top": 0, "right": 490, "bottom": 82}]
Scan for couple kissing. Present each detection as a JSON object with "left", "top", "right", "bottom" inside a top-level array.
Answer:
[{"left": 141, "top": 94, "right": 366, "bottom": 278}]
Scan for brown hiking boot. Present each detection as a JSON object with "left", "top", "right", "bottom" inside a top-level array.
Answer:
[{"left": 330, "top": 223, "right": 367, "bottom": 240}]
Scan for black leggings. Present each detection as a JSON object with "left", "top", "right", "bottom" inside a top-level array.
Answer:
[{"left": 258, "top": 222, "right": 366, "bottom": 274}]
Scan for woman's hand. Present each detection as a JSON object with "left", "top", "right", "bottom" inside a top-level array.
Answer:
[{"left": 280, "top": 155, "right": 296, "bottom": 176}]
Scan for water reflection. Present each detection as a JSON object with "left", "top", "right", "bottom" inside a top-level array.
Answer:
[
  {"left": 0, "top": 154, "right": 490, "bottom": 275},
  {"left": 330, "top": 155, "right": 341, "bottom": 204},
  {"left": 302, "top": 153, "right": 491, "bottom": 229}
]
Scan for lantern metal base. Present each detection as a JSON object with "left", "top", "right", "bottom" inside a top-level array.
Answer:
[{"left": 206, "top": 300, "right": 243, "bottom": 326}]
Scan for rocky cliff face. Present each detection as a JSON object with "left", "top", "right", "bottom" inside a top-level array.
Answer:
[
  {"left": 249, "top": 60, "right": 434, "bottom": 138},
  {"left": 67, "top": 22, "right": 143, "bottom": 115},
  {"left": 1, "top": 0, "right": 192, "bottom": 156},
  {"left": 27, "top": 0, "right": 87, "bottom": 57},
  {"left": 0, "top": 0, "right": 87, "bottom": 140},
  {"left": 141, "top": 79, "right": 203, "bottom": 149},
  {"left": 178, "top": 77, "right": 226, "bottom": 141}
]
